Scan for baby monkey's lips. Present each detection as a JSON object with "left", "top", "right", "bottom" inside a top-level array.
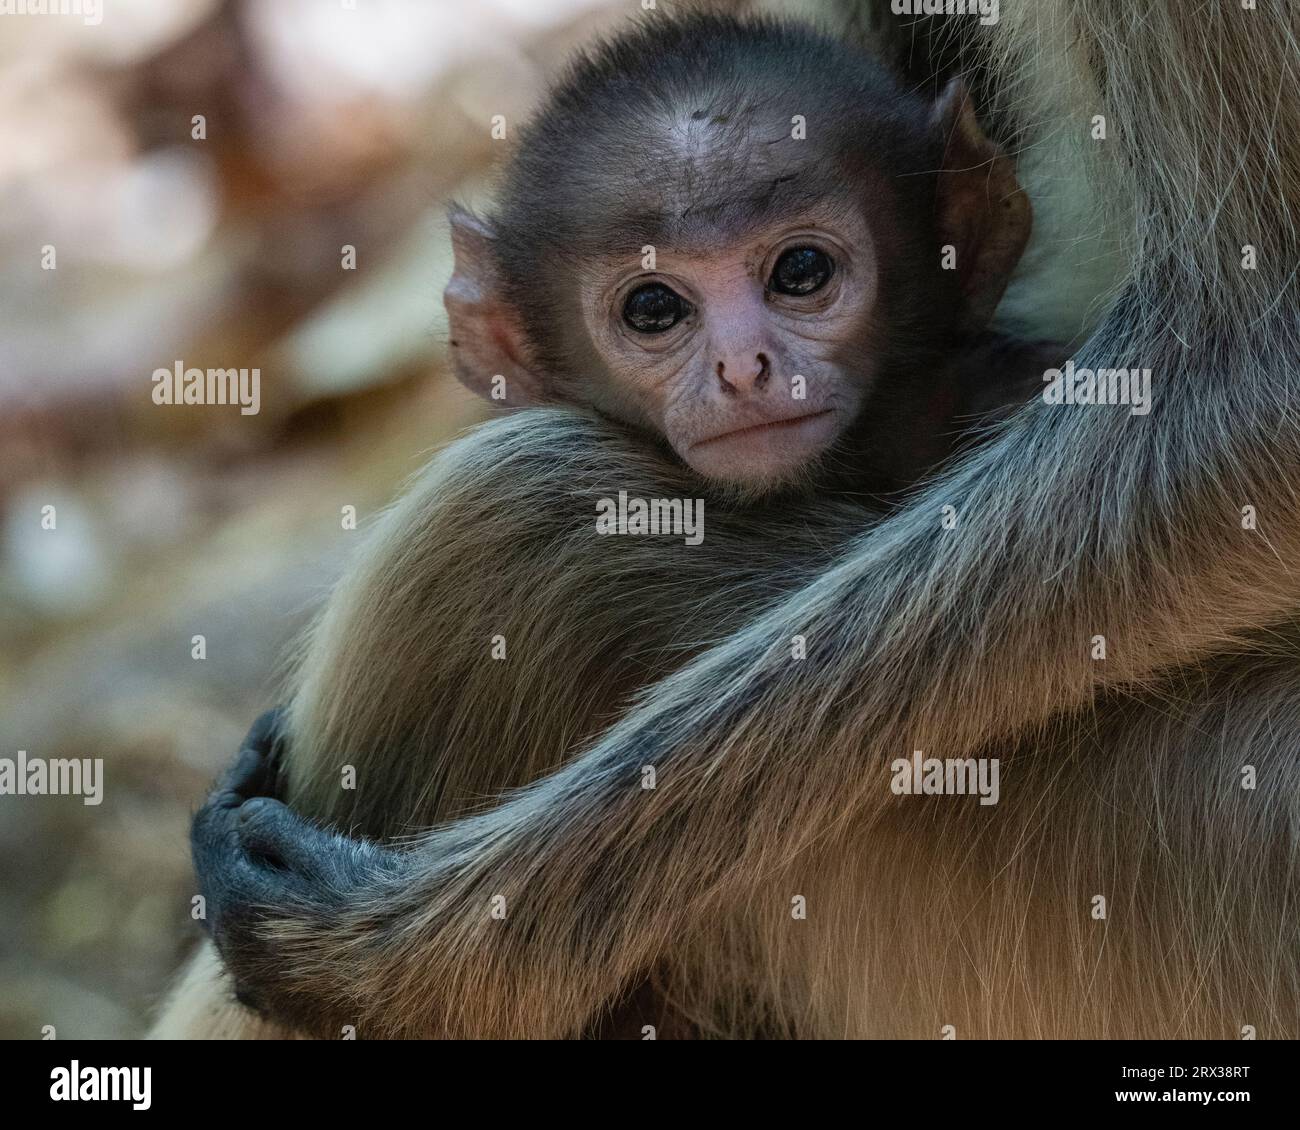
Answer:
[
  {"left": 693, "top": 409, "right": 836, "bottom": 450},
  {"left": 687, "top": 408, "right": 840, "bottom": 481}
]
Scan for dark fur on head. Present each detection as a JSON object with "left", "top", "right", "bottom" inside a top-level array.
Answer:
[{"left": 488, "top": 13, "right": 960, "bottom": 387}]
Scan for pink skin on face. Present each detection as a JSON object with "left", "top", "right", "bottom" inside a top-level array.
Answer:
[
  {"left": 582, "top": 213, "right": 879, "bottom": 488},
  {"left": 679, "top": 261, "right": 840, "bottom": 480}
]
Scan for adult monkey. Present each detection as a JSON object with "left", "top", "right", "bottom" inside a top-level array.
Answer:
[
  {"left": 160, "top": 1, "right": 1300, "bottom": 1039},
  {"left": 158, "top": 10, "right": 1056, "bottom": 1039}
]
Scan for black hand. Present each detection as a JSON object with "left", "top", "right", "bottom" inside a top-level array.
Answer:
[{"left": 190, "top": 709, "right": 405, "bottom": 1026}]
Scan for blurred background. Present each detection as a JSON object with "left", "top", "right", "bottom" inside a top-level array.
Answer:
[{"left": 0, "top": 0, "right": 829, "bottom": 1039}]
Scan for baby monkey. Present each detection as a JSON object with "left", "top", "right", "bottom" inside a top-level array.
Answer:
[
  {"left": 447, "top": 14, "right": 1056, "bottom": 496},
  {"left": 168, "top": 14, "right": 1063, "bottom": 1039}
]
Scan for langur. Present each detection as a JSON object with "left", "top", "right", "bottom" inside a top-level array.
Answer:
[
  {"left": 157, "top": 11, "right": 1052, "bottom": 1039},
  {"left": 157, "top": 3, "right": 1300, "bottom": 1040}
]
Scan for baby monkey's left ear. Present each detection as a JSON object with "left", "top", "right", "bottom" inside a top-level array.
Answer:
[
  {"left": 443, "top": 206, "right": 547, "bottom": 408},
  {"left": 930, "top": 79, "right": 1031, "bottom": 333}
]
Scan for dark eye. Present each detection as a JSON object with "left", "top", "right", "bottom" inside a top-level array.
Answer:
[
  {"left": 622, "top": 283, "right": 691, "bottom": 333},
  {"left": 771, "top": 246, "right": 834, "bottom": 296}
]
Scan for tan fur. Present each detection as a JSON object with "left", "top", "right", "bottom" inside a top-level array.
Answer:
[
  {"left": 153, "top": 0, "right": 1300, "bottom": 1039},
  {"left": 150, "top": 944, "right": 300, "bottom": 1040}
]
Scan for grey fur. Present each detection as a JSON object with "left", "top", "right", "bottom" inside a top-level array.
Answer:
[{"left": 154, "top": 2, "right": 1300, "bottom": 1039}]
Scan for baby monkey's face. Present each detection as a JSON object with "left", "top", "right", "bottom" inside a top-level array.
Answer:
[
  {"left": 581, "top": 209, "right": 880, "bottom": 488},
  {"left": 448, "top": 72, "right": 1026, "bottom": 494}
]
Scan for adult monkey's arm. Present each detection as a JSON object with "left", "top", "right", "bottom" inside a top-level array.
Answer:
[
  {"left": 202, "top": 311, "right": 1300, "bottom": 1038},
  {"left": 196, "top": 1, "right": 1300, "bottom": 1036}
]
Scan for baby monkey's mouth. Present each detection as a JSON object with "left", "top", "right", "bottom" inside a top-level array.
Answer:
[{"left": 693, "top": 409, "right": 835, "bottom": 449}]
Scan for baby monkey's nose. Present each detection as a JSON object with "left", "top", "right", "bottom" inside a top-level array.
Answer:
[{"left": 716, "top": 351, "right": 771, "bottom": 395}]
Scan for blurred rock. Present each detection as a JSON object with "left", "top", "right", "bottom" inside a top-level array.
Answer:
[{"left": 2, "top": 484, "right": 119, "bottom": 618}]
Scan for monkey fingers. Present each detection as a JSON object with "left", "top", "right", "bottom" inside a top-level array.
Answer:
[
  {"left": 191, "top": 716, "right": 408, "bottom": 1026},
  {"left": 207, "top": 706, "right": 289, "bottom": 808},
  {"left": 237, "top": 798, "right": 401, "bottom": 890}
]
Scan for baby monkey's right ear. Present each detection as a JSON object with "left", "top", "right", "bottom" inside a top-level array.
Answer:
[
  {"left": 929, "top": 80, "right": 1031, "bottom": 334},
  {"left": 443, "top": 207, "right": 545, "bottom": 407}
]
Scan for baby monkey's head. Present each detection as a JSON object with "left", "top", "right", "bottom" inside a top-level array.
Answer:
[{"left": 446, "top": 14, "right": 1029, "bottom": 491}]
